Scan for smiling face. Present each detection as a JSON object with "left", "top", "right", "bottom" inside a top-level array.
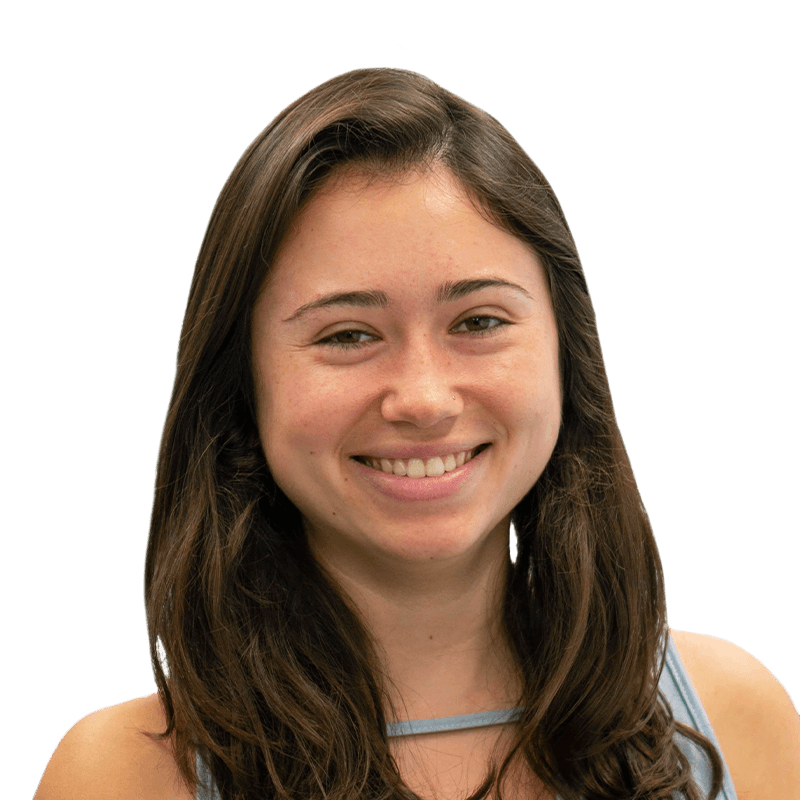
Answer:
[{"left": 251, "top": 168, "right": 561, "bottom": 573}]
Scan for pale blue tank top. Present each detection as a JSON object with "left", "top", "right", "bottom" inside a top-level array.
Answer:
[{"left": 195, "top": 634, "right": 738, "bottom": 798}]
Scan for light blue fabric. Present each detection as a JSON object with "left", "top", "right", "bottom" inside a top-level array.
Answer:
[
  {"left": 195, "top": 633, "right": 737, "bottom": 799},
  {"left": 661, "top": 634, "right": 738, "bottom": 799},
  {"left": 387, "top": 705, "right": 524, "bottom": 737}
]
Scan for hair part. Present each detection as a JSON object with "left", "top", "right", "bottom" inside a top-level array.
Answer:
[{"left": 145, "top": 68, "right": 723, "bottom": 800}]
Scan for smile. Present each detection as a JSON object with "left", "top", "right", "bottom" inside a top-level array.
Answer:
[{"left": 354, "top": 445, "right": 489, "bottom": 478}]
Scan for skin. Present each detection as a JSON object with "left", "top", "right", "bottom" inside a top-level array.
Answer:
[{"left": 33, "top": 168, "right": 800, "bottom": 799}]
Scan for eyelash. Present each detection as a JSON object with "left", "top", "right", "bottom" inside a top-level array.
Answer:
[{"left": 316, "top": 316, "right": 510, "bottom": 350}]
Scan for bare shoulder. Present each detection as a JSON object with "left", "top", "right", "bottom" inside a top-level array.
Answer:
[
  {"left": 33, "top": 694, "right": 193, "bottom": 800},
  {"left": 670, "top": 629, "right": 800, "bottom": 798}
]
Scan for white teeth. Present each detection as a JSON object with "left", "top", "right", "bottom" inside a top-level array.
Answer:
[
  {"left": 426, "top": 456, "right": 445, "bottom": 477},
  {"left": 359, "top": 448, "right": 483, "bottom": 478},
  {"left": 407, "top": 458, "right": 425, "bottom": 478}
]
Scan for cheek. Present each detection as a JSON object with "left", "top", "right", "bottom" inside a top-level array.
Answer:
[
  {"left": 494, "top": 345, "right": 562, "bottom": 478},
  {"left": 255, "top": 364, "right": 360, "bottom": 467},
  {"left": 490, "top": 338, "right": 561, "bottom": 422}
]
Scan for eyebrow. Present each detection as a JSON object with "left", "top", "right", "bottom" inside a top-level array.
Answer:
[
  {"left": 435, "top": 278, "right": 533, "bottom": 304},
  {"left": 283, "top": 277, "right": 532, "bottom": 323}
]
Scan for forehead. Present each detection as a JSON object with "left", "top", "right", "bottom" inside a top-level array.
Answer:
[
  {"left": 280, "top": 168, "right": 487, "bottom": 254},
  {"left": 267, "top": 167, "right": 542, "bottom": 290}
]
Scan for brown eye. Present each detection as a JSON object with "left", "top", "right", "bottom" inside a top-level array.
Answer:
[
  {"left": 452, "top": 316, "right": 507, "bottom": 334},
  {"left": 331, "top": 330, "right": 363, "bottom": 344},
  {"left": 317, "top": 329, "right": 377, "bottom": 349}
]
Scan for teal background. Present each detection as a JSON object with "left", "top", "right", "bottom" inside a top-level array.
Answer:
[{"left": 6, "top": 3, "right": 796, "bottom": 797}]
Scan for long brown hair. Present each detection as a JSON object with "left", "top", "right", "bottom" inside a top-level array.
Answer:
[{"left": 145, "top": 68, "right": 723, "bottom": 799}]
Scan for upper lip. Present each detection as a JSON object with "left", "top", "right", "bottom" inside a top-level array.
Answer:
[{"left": 350, "top": 442, "right": 489, "bottom": 460}]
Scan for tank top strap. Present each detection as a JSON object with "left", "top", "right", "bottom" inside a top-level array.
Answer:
[
  {"left": 195, "top": 748, "right": 221, "bottom": 800},
  {"left": 661, "top": 633, "right": 739, "bottom": 798}
]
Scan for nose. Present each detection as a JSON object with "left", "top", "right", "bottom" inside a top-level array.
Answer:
[{"left": 380, "top": 337, "right": 464, "bottom": 428}]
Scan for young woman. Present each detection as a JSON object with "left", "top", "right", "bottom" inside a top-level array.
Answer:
[{"left": 34, "top": 68, "right": 800, "bottom": 800}]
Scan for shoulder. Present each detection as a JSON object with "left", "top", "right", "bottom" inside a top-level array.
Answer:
[
  {"left": 33, "top": 694, "right": 193, "bottom": 800},
  {"left": 670, "top": 629, "right": 800, "bottom": 798}
]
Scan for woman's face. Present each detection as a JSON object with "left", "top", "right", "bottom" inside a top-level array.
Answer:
[{"left": 251, "top": 168, "right": 561, "bottom": 569}]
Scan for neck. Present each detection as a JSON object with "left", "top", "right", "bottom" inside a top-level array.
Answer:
[{"left": 310, "top": 521, "right": 522, "bottom": 722}]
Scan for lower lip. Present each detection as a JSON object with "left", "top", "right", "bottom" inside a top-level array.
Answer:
[{"left": 351, "top": 448, "right": 488, "bottom": 502}]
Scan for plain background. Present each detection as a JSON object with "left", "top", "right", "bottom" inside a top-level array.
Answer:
[{"left": 5, "top": 2, "right": 797, "bottom": 797}]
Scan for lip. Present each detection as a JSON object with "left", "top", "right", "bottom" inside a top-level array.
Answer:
[{"left": 351, "top": 444, "right": 490, "bottom": 502}]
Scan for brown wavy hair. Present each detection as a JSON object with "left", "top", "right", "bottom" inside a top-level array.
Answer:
[{"left": 145, "top": 68, "right": 723, "bottom": 799}]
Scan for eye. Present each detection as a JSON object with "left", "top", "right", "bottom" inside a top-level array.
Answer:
[
  {"left": 451, "top": 315, "right": 509, "bottom": 335},
  {"left": 316, "top": 329, "right": 378, "bottom": 350}
]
